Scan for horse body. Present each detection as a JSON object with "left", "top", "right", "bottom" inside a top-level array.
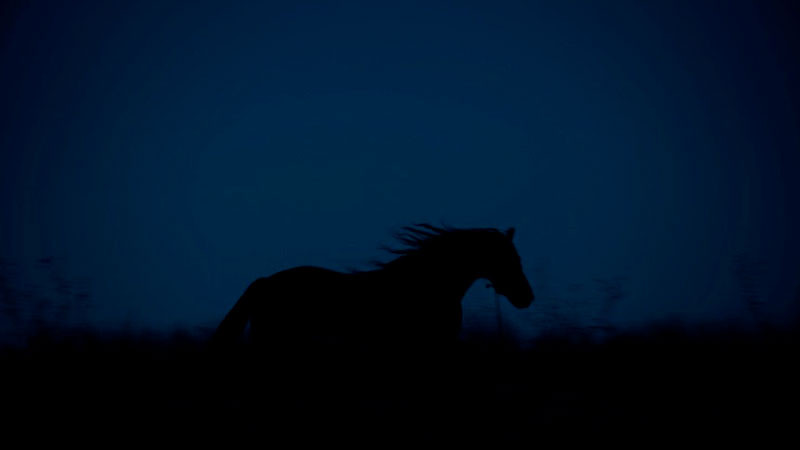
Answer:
[{"left": 212, "top": 225, "right": 534, "bottom": 350}]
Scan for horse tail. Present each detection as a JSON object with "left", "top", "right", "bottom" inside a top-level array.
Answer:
[{"left": 209, "top": 280, "right": 260, "bottom": 348}]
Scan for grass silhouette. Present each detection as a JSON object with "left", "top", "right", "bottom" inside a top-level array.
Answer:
[{"left": 2, "top": 321, "right": 797, "bottom": 444}]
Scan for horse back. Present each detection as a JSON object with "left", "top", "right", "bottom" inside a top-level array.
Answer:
[
  {"left": 247, "top": 266, "right": 361, "bottom": 335},
  {"left": 246, "top": 265, "right": 459, "bottom": 349}
]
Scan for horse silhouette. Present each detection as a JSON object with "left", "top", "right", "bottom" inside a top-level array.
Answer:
[{"left": 211, "top": 224, "right": 534, "bottom": 351}]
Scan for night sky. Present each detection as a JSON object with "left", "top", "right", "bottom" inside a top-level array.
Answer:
[{"left": 1, "top": 1, "right": 798, "bottom": 342}]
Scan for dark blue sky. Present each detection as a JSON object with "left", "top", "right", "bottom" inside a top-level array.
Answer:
[{"left": 1, "top": 1, "right": 798, "bottom": 341}]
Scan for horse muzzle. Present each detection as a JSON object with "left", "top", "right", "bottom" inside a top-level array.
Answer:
[{"left": 499, "top": 286, "right": 534, "bottom": 309}]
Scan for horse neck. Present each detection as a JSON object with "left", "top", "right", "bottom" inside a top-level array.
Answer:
[{"left": 378, "top": 256, "right": 479, "bottom": 302}]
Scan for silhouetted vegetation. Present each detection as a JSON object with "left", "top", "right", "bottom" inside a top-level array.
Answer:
[
  {"left": 733, "top": 253, "right": 768, "bottom": 330},
  {"left": 0, "top": 257, "right": 92, "bottom": 345},
  {"left": 2, "top": 322, "right": 796, "bottom": 444},
  {"left": 1, "top": 243, "right": 796, "bottom": 443}
]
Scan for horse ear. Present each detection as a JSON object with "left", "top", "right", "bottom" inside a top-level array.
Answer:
[{"left": 505, "top": 227, "right": 516, "bottom": 240}]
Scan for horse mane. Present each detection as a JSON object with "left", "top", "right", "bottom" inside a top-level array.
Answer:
[{"left": 366, "top": 223, "right": 503, "bottom": 270}]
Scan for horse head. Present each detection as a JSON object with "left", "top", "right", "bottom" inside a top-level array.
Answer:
[
  {"left": 372, "top": 223, "right": 535, "bottom": 309},
  {"left": 479, "top": 227, "right": 535, "bottom": 309}
]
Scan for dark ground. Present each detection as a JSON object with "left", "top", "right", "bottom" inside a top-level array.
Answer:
[{"left": 2, "top": 323, "right": 798, "bottom": 445}]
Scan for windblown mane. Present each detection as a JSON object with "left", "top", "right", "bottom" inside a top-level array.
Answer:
[{"left": 369, "top": 223, "right": 502, "bottom": 270}]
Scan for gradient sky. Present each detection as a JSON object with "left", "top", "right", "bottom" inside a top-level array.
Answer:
[{"left": 1, "top": 1, "right": 798, "bottom": 342}]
